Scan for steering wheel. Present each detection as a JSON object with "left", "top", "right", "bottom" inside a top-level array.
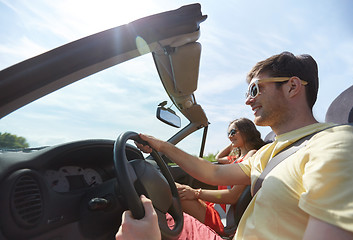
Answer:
[{"left": 113, "top": 131, "right": 183, "bottom": 240}]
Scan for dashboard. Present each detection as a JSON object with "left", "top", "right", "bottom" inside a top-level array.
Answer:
[{"left": 0, "top": 139, "right": 145, "bottom": 240}]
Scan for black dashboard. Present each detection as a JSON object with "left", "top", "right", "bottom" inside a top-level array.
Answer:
[{"left": 0, "top": 139, "right": 144, "bottom": 240}]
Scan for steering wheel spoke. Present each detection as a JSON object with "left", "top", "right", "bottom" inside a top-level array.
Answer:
[{"left": 126, "top": 161, "right": 138, "bottom": 183}]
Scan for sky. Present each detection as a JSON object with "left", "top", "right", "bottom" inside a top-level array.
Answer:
[{"left": 1, "top": 0, "right": 353, "bottom": 155}]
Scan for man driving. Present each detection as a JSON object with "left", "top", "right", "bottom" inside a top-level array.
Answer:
[{"left": 116, "top": 52, "right": 353, "bottom": 240}]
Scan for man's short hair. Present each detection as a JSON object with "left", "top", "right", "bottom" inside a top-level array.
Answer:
[{"left": 246, "top": 51, "right": 319, "bottom": 109}]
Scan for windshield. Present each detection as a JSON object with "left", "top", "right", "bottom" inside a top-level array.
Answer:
[{"left": 0, "top": 53, "right": 204, "bottom": 153}]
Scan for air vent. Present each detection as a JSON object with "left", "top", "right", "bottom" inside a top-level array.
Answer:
[{"left": 11, "top": 174, "right": 43, "bottom": 228}]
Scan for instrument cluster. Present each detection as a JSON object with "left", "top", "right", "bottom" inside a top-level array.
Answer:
[{"left": 44, "top": 166, "right": 103, "bottom": 192}]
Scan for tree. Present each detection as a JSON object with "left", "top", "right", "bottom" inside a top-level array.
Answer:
[
  {"left": 203, "top": 153, "right": 216, "bottom": 162},
  {"left": 0, "top": 132, "right": 29, "bottom": 149}
]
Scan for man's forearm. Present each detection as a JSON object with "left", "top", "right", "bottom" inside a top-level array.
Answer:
[
  {"left": 161, "top": 142, "right": 220, "bottom": 185},
  {"left": 160, "top": 142, "right": 249, "bottom": 186}
]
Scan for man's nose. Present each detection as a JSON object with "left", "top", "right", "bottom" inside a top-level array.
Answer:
[{"left": 245, "top": 95, "right": 254, "bottom": 105}]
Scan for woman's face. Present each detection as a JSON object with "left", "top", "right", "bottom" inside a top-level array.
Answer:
[{"left": 227, "top": 122, "right": 245, "bottom": 147}]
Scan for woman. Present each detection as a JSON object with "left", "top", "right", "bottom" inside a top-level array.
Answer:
[{"left": 176, "top": 118, "right": 266, "bottom": 237}]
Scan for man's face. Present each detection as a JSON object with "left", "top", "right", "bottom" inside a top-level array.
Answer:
[{"left": 245, "top": 74, "right": 288, "bottom": 127}]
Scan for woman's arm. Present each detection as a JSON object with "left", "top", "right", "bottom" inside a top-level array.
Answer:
[
  {"left": 215, "top": 143, "right": 234, "bottom": 164},
  {"left": 176, "top": 183, "right": 247, "bottom": 205},
  {"left": 198, "top": 185, "right": 247, "bottom": 204}
]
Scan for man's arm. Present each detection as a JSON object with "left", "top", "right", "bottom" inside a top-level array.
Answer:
[
  {"left": 303, "top": 216, "right": 353, "bottom": 240},
  {"left": 116, "top": 195, "right": 161, "bottom": 240},
  {"left": 138, "top": 134, "right": 250, "bottom": 186}
]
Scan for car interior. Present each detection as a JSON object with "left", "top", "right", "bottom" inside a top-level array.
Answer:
[{"left": 0, "top": 2, "right": 352, "bottom": 240}]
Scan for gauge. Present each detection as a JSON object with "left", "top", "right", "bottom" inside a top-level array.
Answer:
[
  {"left": 59, "top": 166, "right": 84, "bottom": 176},
  {"left": 44, "top": 170, "right": 70, "bottom": 193},
  {"left": 83, "top": 168, "right": 103, "bottom": 187}
]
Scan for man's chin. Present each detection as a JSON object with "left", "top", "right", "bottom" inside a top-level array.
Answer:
[{"left": 253, "top": 116, "right": 267, "bottom": 126}]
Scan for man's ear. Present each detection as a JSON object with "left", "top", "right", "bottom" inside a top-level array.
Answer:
[{"left": 286, "top": 76, "right": 303, "bottom": 98}]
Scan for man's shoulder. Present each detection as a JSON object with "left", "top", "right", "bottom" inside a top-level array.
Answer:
[
  {"left": 302, "top": 124, "right": 353, "bottom": 166},
  {"left": 315, "top": 123, "right": 353, "bottom": 137},
  {"left": 309, "top": 123, "right": 353, "bottom": 146}
]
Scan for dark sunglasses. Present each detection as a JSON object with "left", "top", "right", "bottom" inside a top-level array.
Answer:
[
  {"left": 245, "top": 77, "right": 308, "bottom": 99},
  {"left": 228, "top": 128, "right": 238, "bottom": 136}
]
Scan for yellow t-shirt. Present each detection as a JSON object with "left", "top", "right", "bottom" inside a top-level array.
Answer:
[{"left": 235, "top": 123, "right": 353, "bottom": 240}]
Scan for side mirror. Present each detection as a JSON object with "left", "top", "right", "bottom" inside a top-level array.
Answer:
[{"left": 156, "top": 106, "right": 181, "bottom": 128}]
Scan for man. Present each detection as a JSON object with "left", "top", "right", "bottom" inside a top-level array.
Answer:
[{"left": 116, "top": 52, "right": 353, "bottom": 240}]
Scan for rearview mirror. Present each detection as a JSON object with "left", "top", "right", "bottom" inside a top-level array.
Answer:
[{"left": 156, "top": 106, "right": 181, "bottom": 128}]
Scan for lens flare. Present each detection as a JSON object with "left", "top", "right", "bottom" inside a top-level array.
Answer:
[{"left": 135, "top": 36, "right": 150, "bottom": 55}]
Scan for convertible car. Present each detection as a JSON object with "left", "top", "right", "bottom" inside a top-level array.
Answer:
[
  {"left": 1, "top": 3, "right": 353, "bottom": 240},
  {"left": 0, "top": 3, "right": 212, "bottom": 240}
]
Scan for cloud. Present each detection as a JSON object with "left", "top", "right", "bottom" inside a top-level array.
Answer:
[
  {"left": 0, "top": 37, "right": 48, "bottom": 69},
  {"left": 197, "top": 72, "right": 246, "bottom": 96}
]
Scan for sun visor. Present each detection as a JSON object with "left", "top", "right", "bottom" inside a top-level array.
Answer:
[
  {"left": 183, "top": 104, "right": 208, "bottom": 126},
  {"left": 153, "top": 42, "right": 201, "bottom": 97}
]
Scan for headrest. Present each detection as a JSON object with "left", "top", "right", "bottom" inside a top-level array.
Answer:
[
  {"left": 264, "top": 131, "right": 276, "bottom": 143},
  {"left": 325, "top": 85, "right": 353, "bottom": 124}
]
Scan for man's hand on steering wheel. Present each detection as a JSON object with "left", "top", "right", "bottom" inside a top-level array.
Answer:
[
  {"left": 116, "top": 195, "right": 161, "bottom": 240},
  {"left": 135, "top": 133, "right": 166, "bottom": 153}
]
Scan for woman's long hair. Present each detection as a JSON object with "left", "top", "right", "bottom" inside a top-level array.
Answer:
[{"left": 229, "top": 118, "right": 266, "bottom": 152}]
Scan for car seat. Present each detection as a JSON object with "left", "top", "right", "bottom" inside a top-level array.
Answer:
[
  {"left": 221, "top": 186, "right": 252, "bottom": 239},
  {"left": 325, "top": 85, "right": 353, "bottom": 124}
]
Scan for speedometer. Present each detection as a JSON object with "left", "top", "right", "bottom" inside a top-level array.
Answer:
[
  {"left": 44, "top": 170, "right": 70, "bottom": 193},
  {"left": 84, "top": 168, "right": 103, "bottom": 187}
]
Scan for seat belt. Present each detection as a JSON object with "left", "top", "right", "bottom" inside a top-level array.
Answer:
[
  {"left": 252, "top": 124, "right": 344, "bottom": 196},
  {"left": 223, "top": 132, "right": 317, "bottom": 234}
]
